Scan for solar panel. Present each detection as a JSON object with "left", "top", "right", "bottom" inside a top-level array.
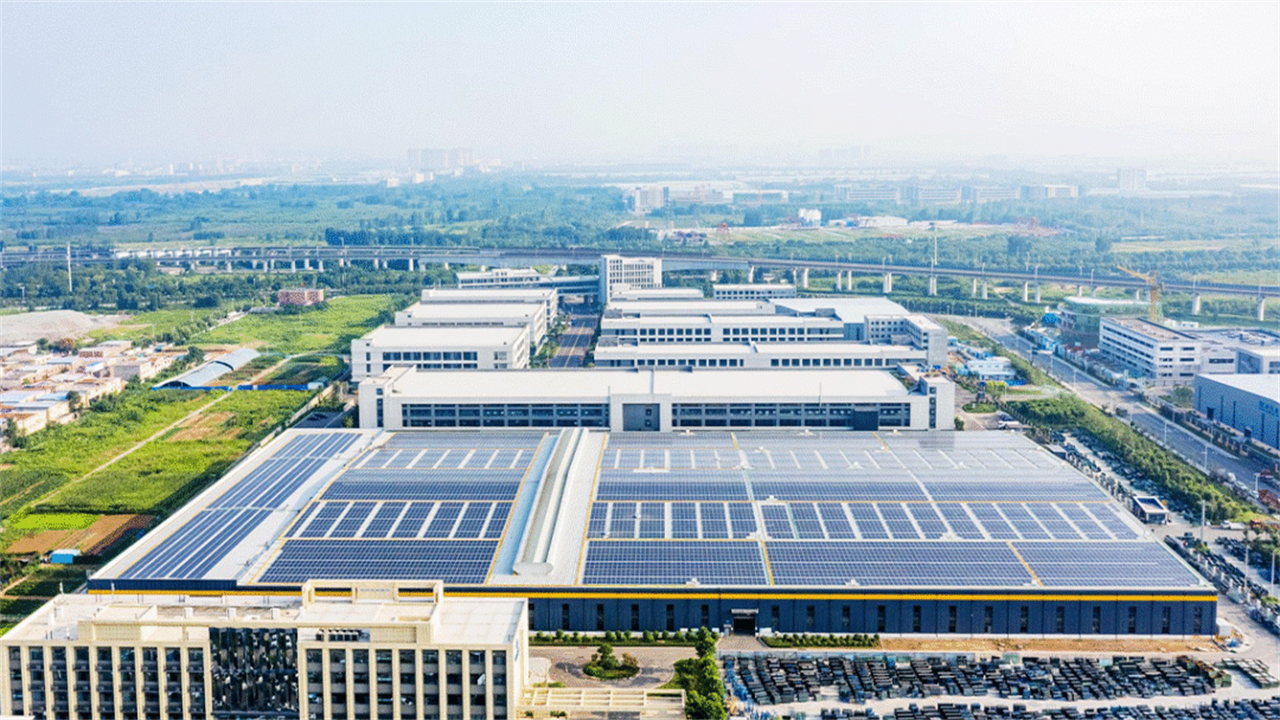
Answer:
[
  {"left": 817, "top": 503, "right": 855, "bottom": 538},
  {"left": 847, "top": 505, "right": 889, "bottom": 539},
  {"left": 582, "top": 541, "right": 767, "bottom": 585},
  {"left": 330, "top": 502, "right": 375, "bottom": 538},
  {"left": 1085, "top": 503, "right": 1140, "bottom": 540},
  {"left": 609, "top": 502, "right": 636, "bottom": 538},
  {"left": 751, "top": 480, "right": 926, "bottom": 502},
  {"left": 969, "top": 504, "right": 1020, "bottom": 540},
  {"left": 424, "top": 503, "right": 463, "bottom": 538},
  {"left": 322, "top": 480, "right": 521, "bottom": 502},
  {"left": 936, "top": 504, "right": 984, "bottom": 539},
  {"left": 391, "top": 502, "right": 435, "bottom": 538},
  {"left": 727, "top": 503, "right": 757, "bottom": 538},
  {"left": 596, "top": 480, "right": 749, "bottom": 502},
  {"left": 761, "top": 504, "right": 794, "bottom": 539},
  {"left": 700, "top": 503, "right": 729, "bottom": 539},
  {"left": 905, "top": 504, "right": 948, "bottom": 539},
  {"left": 587, "top": 504, "right": 609, "bottom": 539},
  {"left": 876, "top": 503, "right": 919, "bottom": 540},
  {"left": 1016, "top": 541, "right": 1202, "bottom": 587},
  {"left": 1026, "top": 504, "right": 1081, "bottom": 540},
  {"left": 997, "top": 503, "right": 1051, "bottom": 539},
  {"left": 672, "top": 503, "right": 699, "bottom": 539},
  {"left": 453, "top": 503, "right": 492, "bottom": 539},
  {"left": 360, "top": 502, "right": 407, "bottom": 539},
  {"left": 791, "top": 503, "right": 825, "bottom": 539},
  {"left": 259, "top": 539, "right": 498, "bottom": 584},
  {"left": 767, "top": 541, "right": 1034, "bottom": 587},
  {"left": 1057, "top": 503, "right": 1111, "bottom": 539},
  {"left": 482, "top": 502, "right": 511, "bottom": 539}
]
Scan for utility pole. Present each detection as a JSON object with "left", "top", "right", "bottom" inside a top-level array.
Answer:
[
  {"left": 66, "top": 243, "right": 74, "bottom": 294},
  {"left": 1200, "top": 499, "right": 1206, "bottom": 546}
]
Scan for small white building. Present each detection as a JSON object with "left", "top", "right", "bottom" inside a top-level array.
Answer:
[
  {"left": 351, "top": 325, "right": 530, "bottom": 380},
  {"left": 964, "top": 356, "right": 1017, "bottom": 381}
]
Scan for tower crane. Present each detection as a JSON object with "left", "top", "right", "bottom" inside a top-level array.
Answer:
[{"left": 1116, "top": 265, "right": 1162, "bottom": 321}]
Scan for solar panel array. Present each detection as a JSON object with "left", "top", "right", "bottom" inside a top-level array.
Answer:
[{"left": 577, "top": 432, "right": 1197, "bottom": 588}]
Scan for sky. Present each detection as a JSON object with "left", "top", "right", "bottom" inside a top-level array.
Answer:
[{"left": 3, "top": 2, "right": 1278, "bottom": 167}]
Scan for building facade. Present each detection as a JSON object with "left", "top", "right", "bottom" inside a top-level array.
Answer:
[
  {"left": 712, "top": 284, "right": 797, "bottom": 300},
  {"left": 351, "top": 326, "right": 530, "bottom": 381},
  {"left": 593, "top": 341, "right": 925, "bottom": 370},
  {"left": 598, "top": 256, "right": 662, "bottom": 303},
  {"left": 1, "top": 580, "right": 526, "bottom": 720},
  {"left": 1100, "top": 318, "right": 1237, "bottom": 385},
  {"left": 1194, "top": 374, "right": 1280, "bottom": 450},
  {"left": 394, "top": 303, "right": 548, "bottom": 349}
]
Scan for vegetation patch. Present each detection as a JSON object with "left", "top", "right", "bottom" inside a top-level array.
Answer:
[
  {"left": 760, "top": 633, "right": 880, "bottom": 649},
  {"left": 5, "top": 566, "right": 89, "bottom": 597},
  {"left": 0, "top": 598, "right": 49, "bottom": 619},
  {"left": 3, "top": 512, "right": 99, "bottom": 533},
  {"left": 532, "top": 629, "right": 702, "bottom": 646},
  {"left": 583, "top": 644, "right": 640, "bottom": 680},
  {"left": 262, "top": 355, "right": 344, "bottom": 386},
  {"left": 194, "top": 295, "right": 405, "bottom": 354},
  {"left": 663, "top": 628, "right": 725, "bottom": 719},
  {"left": 962, "top": 402, "right": 997, "bottom": 413},
  {"left": 168, "top": 411, "right": 238, "bottom": 442}
]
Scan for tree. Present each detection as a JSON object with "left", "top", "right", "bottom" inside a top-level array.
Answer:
[
  {"left": 985, "top": 381, "right": 1008, "bottom": 403},
  {"left": 66, "top": 390, "right": 82, "bottom": 414}
]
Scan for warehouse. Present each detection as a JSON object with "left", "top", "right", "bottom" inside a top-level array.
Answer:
[
  {"left": 1194, "top": 373, "right": 1280, "bottom": 450},
  {"left": 92, "top": 429, "right": 1214, "bottom": 638},
  {"left": 357, "top": 367, "right": 954, "bottom": 431},
  {"left": 713, "top": 284, "right": 798, "bottom": 300},
  {"left": 394, "top": 301, "right": 548, "bottom": 348},
  {"left": 416, "top": 287, "right": 559, "bottom": 327},
  {"left": 351, "top": 326, "right": 531, "bottom": 381}
]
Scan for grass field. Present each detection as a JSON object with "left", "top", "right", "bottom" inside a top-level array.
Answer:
[
  {"left": 39, "top": 389, "right": 311, "bottom": 514},
  {"left": 263, "top": 355, "right": 344, "bottom": 385},
  {"left": 89, "top": 305, "right": 227, "bottom": 343},
  {"left": 3, "top": 513, "right": 98, "bottom": 533},
  {"left": 4, "top": 566, "right": 88, "bottom": 597},
  {"left": 193, "top": 295, "right": 403, "bottom": 353}
]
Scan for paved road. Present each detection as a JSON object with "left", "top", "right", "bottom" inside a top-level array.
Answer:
[
  {"left": 548, "top": 313, "right": 598, "bottom": 369},
  {"left": 956, "top": 316, "right": 1272, "bottom": 494}
]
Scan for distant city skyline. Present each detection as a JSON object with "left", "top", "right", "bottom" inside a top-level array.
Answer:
[{"left": 2, "top": 2, "right": 1277, "bottom": 169}]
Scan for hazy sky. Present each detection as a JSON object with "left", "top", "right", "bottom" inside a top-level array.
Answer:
[{"left": 3, "top": 2, "right": 1277, "bottom": 167}]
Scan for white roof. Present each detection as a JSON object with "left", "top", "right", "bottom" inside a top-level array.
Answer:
[
  {"left": 1196, "top": 373, "right": 1280, "bottom": 401},
  {"left": 419, "top": 287, "right": 555, "bottom": 303},
  {"left": 360, "top": 325, "right": 527, "bottom": 347},
  {"left": 594, "top": 342, "right": 923, "bottom": 358},
  {"left": 398, "top": 302, "right": 541, "bottom": 320},
  {"left": 381, "top": 367, "right": 911, "bottom": 401},
  {"left": 772, "top": 297, "right": 910, "bottom": 323},
  {"left": 607, "top": 299, "right": 774, "bottom": 316},
  {"left": 713, "top": 283, "right": 796, "bottom": 290}
]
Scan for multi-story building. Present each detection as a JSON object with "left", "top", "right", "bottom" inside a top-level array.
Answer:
[
  {"left": 394, "top": 302, "right": 548, "bottom": 349},
  {"left": 592, "top": 341, "right": 925, "bottom": 370},
  {"left": 712, "top": 284, "right": 797, "bottom": 300},
  {"left": 278, "top": 288, "right": 326, "bottom": 306},
  {"left": 1118, "top": 168, "right": 1148, "bottom": 195},
  {"left": 360, "top": 366, "right": 955, "bottom": 432},
  {"left": 1238, "top": 346, "right": 1280, "bottom": 375},
  {"left": 351, "top": 326, "right": 530, "bottom": 381},
  {"left": 1099, "top": 318, "right": 1237, "bottom": 385},
  {"left": 0, "top": 580, "right": 525, "bottom": 720},
  {"left": 960, "top": 186, "right": 1020, "bottom": 203},
  {"left": 1194, "top": 374, "right": 1280, "bottom": 450},
  {"left": 832, "top": 185, "right": 900, "bottom": 203},
  {"left": 415, "top": 288, "right": 559, "bottom": 330},
  {"left": 598, "top": 256, "right": 662, "bottom": 303},
  {"left": 608, "top": 287, "right": 704, "bottom": 302},
  {"left": 454, "top": 269, "right": 599, "bottom": 299},
  {"left": 1058, "top": 296, "right": 1149, "bottom": 348},
  {"left": 1020, "top": 184, "right": 1079, "bottom": 200}
]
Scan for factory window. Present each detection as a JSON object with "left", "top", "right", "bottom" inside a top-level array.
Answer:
[
  {"left": 1091, "top": 607, "right": 1102, "bottom": 634},
  {"left": 947, "top": 606, "right": 958, "bottom": 633},
  {"left": 666, "top": 604, "right": 676, "bottom": 631},
  {"left": 596, "top": 604, "right": 605, "bottom": 631},
  {"left": 771, "top": 605, "right": 780, "bottom": 629},
  {"left": 1193, "top": 606, "right": 1204, "bottom": 634},
  {"left": 561, "top": 603, "right": 571, "bottom": 631},
  {"left": 1055, "top": 606, "right": 1065, "bottom": 633},
  {"left": 1019, "top": 606, "right": 1029, "bottom": 634},
  {"left": 1161, "top": 607, "right": 1172, "bottom": 634},
  {"left": 983, "top": 606, "right": 994, "bottom": 633},
  {"left": 1127, "top": 607, "right": 1138, "bottom": 634},
  {"left": 841, "top": 606, "right": 850, "bottom": 630},
  {"left": 911, "top": 605, "right": 922, "bottom": 633},
  {"left": 806, "top": 606, "right": 816, "bottom": 629},
  {"left": 631, "top": 604, "right": 640, "bottom": 632},
  {"left": 701, "top": 605, "right": 710, "bottom": 629},
  {"left": 528, "top": 603, "right": 536, "bottom": 629},
  {"left": 875, "top": 605, "right": 887, "bottom": 633}
]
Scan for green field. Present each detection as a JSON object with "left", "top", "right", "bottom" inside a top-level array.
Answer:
[
  {"left": 193, "top": 295, "right": 404, "bottom": 353},
  {"left": 40, "top": 390, "right": 311, "bottom": 514},
  {"left": 5, "top": 566, "right": 89, "bottom": 598},
  {"left": 262, "top": 355, "right": 344, "bottom": 385},
  {"left": 90, "top": 305, "right": 228, "bottom": 343},
  {"left": 2, "top": 513, "right": 98, "bottom": 533}
]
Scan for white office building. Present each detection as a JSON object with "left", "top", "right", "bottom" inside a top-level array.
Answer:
[
  {"left": 609, "top": 287, "right": 704, "bottom": 302},
  {"left": 712, "top": 284, "right": 798, "bottom": 300},
  {"left": 359, "top": 367, "right": 954, "bottom": 432},
  {"left": 456, "top": 267, "right": 547, "bottom": 288},
  {"left": 1099, "top": 318, "right": 1238, "bottom": 385},
  {"left": 0, "top": 580, "right": 526, "bottom": 720},
  {"left": 598, "top": 255, "right": 662, "bottom": 302},
  {"left": 395, "top": 302, "right": 548, "bottom": 348},
  {"left": 417, "top": 288, "right": 559, "bottom": 328},
  {"left": 351, "top": 326, "right": 530, "bottom": 380}
]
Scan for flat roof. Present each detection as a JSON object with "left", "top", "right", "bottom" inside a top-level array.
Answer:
[
  {"left": 713, "top": 284, "right": 796, "bottom": 291},
  {"left": 1196, "top": 373, "right": 1280, "bottom": 401},
  {"left": 376, "top": 368, "right": 911, "bottom": 401},
  {"left": 420, "top": 288, "right": 555, "bottom": 302},
  {"left": 398, "top": 303, "right": 542, "bottom": 320},
  {"left": 360, "top": 325, "right": 527, "bottom": 346},
  {"left": 95, "top": 429, "right": 1208, "bottom": 595},
  {"left": 1064, "top": 296, "right": 1147, "bottom": 308},
  {"left": 603, "top": 314, "right": 842, "bottom": 327},
  {"left": 607, "top": 300, "right": 774, "bottom": 316},
  {"left": 772, "top": 297, "right": 910, "bottom": 324},
  {"left": 1104, "top": 317, "right": 1193, "bottom": 341}
]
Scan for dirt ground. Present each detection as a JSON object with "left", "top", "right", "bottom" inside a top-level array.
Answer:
[
  {"left": 5, "top": 514, "right": 152, "bottom": 556},
  {"left": 0, "top": 310, "right": 127, "bottom": 344},
  {"left": 879, "top": 637, "right": 1205, "bottom": 654},
  {"left": 169, "top": 411, "right": 237, "bottom": 441}
]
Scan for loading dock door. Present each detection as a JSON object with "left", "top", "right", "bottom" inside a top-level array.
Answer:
[
  {"left": 731, "top": 609, "right": 758, "bottom": 635},
  {"left": 622, "top": 404, "right": 660, "bottom": 431},
  {"left": 850, "top": 409, "right": 879, "bottom": 430}
]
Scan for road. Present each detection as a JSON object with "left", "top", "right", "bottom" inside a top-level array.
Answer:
[
  {"left": 956, "top": 316, "right": 1272, "bottom": 496},
  {"left": 548, "top": 312, "right": 597, "bottom": 369}
]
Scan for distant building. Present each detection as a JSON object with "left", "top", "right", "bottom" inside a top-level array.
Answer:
[
  {"left": 903, "top": 187, "right": 961, "bottom": 205},
  {"left": 833, "top": 185, "right": 900, "bottom": 203},
  {"left": 712, "top": 284, "right": 797, "bottom": 300},
  {"left": 277, "top": 288, "right": 325, "bottom": 306},
  {"left": 1118, "top": 168, "right": 1148, "bottom": 195},
  {"left": 1020, "top": 184, "right": 1079, "bottom": 200},
  {"left": 830, "top": 215, "right": 909, "bottom": 229},
  {"left": 351, "top": 326, "right": 530, "bottom": 381},
  {"left": 1195, "top": 374, "right": 1280, "bottom": 450},
  {"left": 797, "top": 208, "right": 822, "bottom": 227},
  {"left": 455, "top": 268, "right": 598, "bottom": 298},
  {"left": 961, "top": 186, "right": 1020, "bottom": 203},
  {"left": 609, "top": 287, "right": 704, "bottom": 302},
  {"left": 599, "top": 255, "right": 662, "bottom": 303},
  {"left": 1238, "top": 346, "right": 1280, "bottom": 375},
  {"left": 1058, "top": 296, "right": 1149, "bottom": 347},
  {"left": 962, "top": 356, "right": 1017, "bottom": 381},
  {"left": 407, "top": 147, "right": 474, "bottom": 172}
]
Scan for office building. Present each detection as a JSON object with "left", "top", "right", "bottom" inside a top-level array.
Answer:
[
  {"left": 712, "top": 284, "right": 797, "bottom": 300},
  {"left": 1100, "top": 318, "right": 1242, "bottom": 385},
  {"left": 1, "top": 580, "right": 524, "bottom": 720},
  {"left": 598, "top": 256, "right": 662, "bottom": 303},
  {"left": 609, "top": 287, "right": 704, "bottom": 302},
  {"left": 359, "top": 367, "right": 953, "bottom": 432},
  {"left": 1058, "top": 296, "right": 1149, "bottom": 348},
  {"left": 351, "top": 326, "right": 530, "bottom": 381},
  {"left": 1194, "top": 374, "right": 1280, "bottom": 450},
  {"left": 454, "top": 269, "right": 598, "bottom": 298},
  {"left": 394, "top": 303, "right": 548, "bottom": 349},
  {"left": 1238, "top": 346, "right": 1280, "bottom": 375},
  {"left": 416, "top": 288, "right": 559, "bottom": 329},
  {"left": 91, "top": 429, "right": 1215, "bottom": 638}
]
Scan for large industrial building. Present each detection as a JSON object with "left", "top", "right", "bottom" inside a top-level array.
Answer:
[
  {"left": 1, "top": 580, "right": 525, "bottom": 720},
  {"left": 592, "top": 341, "right": 926, "bottom": 371},
  {"left": 599, "top": 297, "right": 948, "bottom": 367},
  {"left": 1194, "top": 374, "right": 1280, "bottom": 450},
  {"left": 1099, "top": 317, "right": 1238, "bottom": 386},
  {"left": 88, "top": 428, "right": 1215, "bottom": 639},
  {"left": 394, "top": 302, "right": 548, "bottom": 349},
  {"left": 416, "top": 288, "right": 559, "bottom": 328},
  {"left": 358, "top": 367, "right": 955, "bottom": 432},
  {"left": 713, "top": 284, "right": 797, "bottom": 300}
]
